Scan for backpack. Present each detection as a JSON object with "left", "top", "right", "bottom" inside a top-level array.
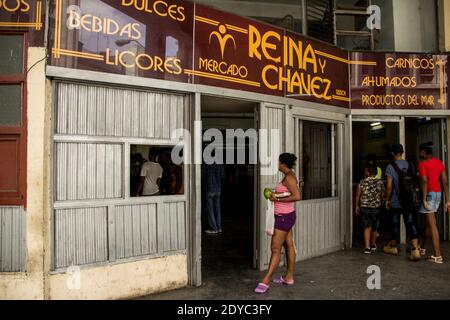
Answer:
[{"left": 392, "top": 161, "right": 420, "bottom": 208}]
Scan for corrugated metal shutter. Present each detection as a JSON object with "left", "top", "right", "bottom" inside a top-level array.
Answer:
[
  {"left": 53, "top": 81, "right": 189, "bottom": 269},
  {"left": 0, "top": 207, "right": 26, "bottom": 272},
  {"left": 56, "top": 82, "right": 185, "bottom": 139},
  {"left": 55, "top": 143, "right": 122, "bottom": 201}
]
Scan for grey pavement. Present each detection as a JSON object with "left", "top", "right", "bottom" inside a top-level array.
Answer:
[{"left": 139, "top": 243, "right": 450, "bottom": 300}]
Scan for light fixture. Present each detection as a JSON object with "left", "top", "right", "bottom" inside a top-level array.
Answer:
[
  {"left": 371, "top": 122, "right": 381, "bottom": 127},
  {"left": 115, "top": 39, "right": 132, "bottom": 47}
]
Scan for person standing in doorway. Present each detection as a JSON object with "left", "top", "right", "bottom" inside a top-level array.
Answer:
[
  {"left": 136, "top": 147, "right": 163, "bottom": 196},
  {"left": 355, "top": 163, "right": 385, "bottom": 255},
  {"left": 383, "top": 144, "right": 421, "bottom": 261},
  {"left": 418, "top": 142, "right": 450, "bottom": 264},
  {"left": 255, "top": 153, "right": 301, "bottom": 294},
  {"left": 202, "top": 162, "right": 226, "bottom": 234}
]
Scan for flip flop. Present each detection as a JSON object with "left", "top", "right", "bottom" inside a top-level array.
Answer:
[
  {"left": 254, "top": 283, "right": 269, "bottom": 294},
  {"left": 273, "top": 276, "right": 294, "bottom": 285}
]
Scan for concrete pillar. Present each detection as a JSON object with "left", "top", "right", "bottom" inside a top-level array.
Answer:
[
  {"left": 0, "top": 47, "right": 47, "bottom": 300},
  {"left": 438, "top": 0, "right": 450, "bottom": 52}
]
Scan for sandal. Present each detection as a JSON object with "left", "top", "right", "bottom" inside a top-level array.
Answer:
[
  {"left": 273, "top": 276, "right": 294, "bottom": 285},
  {"left": 427, "top": 255, "right": 444, "bottom": 264},
  {"left": 254, "top": 283, "right": 269, "bottom": 294}
]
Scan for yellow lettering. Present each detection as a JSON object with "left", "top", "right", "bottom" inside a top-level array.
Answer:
[
  {"left": 262, "top": 31, "right": 281, "bottom": 63},
  {"left": 386, "top": 57, "right": 395, "bottom": 68},
  {"left": 105, "top": 48, "right": 116, "bottom": 65},
  {"left": 177, "top": 6, "right": 185, "bottom": 22},
  {"left": 303, "top": 44, "right": 317, "bottom": 73},
  {"left": 121, "top": 0, "right": 134, "bottom": 7},
  {"left": 154, "top": 56, "right": 164, "bottom": 73},
  {"left": 119, "top": 51, "right": 135, "bottom": 68},
  {"left": 319, "top": 59, "right": 326, "bottom": 74},
  {"left": 322, "top": 79, "right": 332, "bottom": 100},
  {"left": 120, "top": 23, "right": 132, "bottom": 38},
  {"left": 80, "top": 14, "right": 93, "bottom": 31},
  {"left": 21, "top": 0, "right": 29, "bottom": 12},
  {"left": 154, "top": 1, "right": 168, "bottom": 17},
  {"left": 249, "top": 25, "right": 262, "bottom": 61},
  {"left": 67, "top": 10, "right": 81, "bottom": 29},
  {"left": 288, "top": 37, "right": 302, "bottom": 68},
  {"left": 262, "top": 65, "right": 279, "bottom": 90},
  {"left": 168, "top": 4, "right": 178, "bottom": 20},
  {"left": 0, "top": 0, "right": 20, "bottom": 12},
  {"left": 106, "top": 19, "right": 119, "bottom": 35},
  {"left": 92, "top": 15, "right": 102, "bottom": 33},
  {"left": 136, "top": 53, "right": 153, "bottom": 70},
  {"left": 172, "top": 58, "right": 182, "bottom": 75}
]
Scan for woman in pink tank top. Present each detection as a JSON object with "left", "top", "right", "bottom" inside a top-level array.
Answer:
[{"left": 255, "top": 153, "right": 301, "bottom": 294}]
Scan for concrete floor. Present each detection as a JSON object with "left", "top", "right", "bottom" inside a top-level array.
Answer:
[
  {"left": 139, "top": 177, "right": 450, "bottom": 300},
  {"left": 139, "top": 242, "right": 450, "bottom": 300}
]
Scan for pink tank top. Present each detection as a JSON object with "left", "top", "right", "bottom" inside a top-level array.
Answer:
[{"left": 274, "top": 182, "right": 295, "bottom": 214}]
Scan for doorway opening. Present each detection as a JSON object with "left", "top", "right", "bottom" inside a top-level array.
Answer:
[
  {"left": 352, "top": 121, "right": 400, "bottom": 245},
  {"left": 405, "top": 117, "right": 448, "bottom": 240},
  {"left": 200, "top": 95, "right": 258, "bottom": 278}
]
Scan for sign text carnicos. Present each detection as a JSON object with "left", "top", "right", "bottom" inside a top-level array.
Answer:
[{"left": 350, "top": 53, "right": 448, "bottom": 109}]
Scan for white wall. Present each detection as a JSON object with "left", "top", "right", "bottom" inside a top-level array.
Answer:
[
  {"left": 45, "top": 255, "right": 187, "bottom": 300},
  {"left": 393, "top": 0, "right": 438, "bottom": 52}
]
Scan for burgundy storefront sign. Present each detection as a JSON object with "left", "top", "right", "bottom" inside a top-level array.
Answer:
[
  {"left": 46, "top": 1, "right": 450, "bottom": 110},
  {"left": 193, "top": 4, "right": 284, "bottom": 97},
  {"left": 0, "top": 0, "right": 45, "bottom": 46},
  {"left": 47, "top": 0, "right": 353, "bottom": 108},
  {"left": 48, "top": 0, "right": 194, "bottom": 83},
  {"left": 284, "top": 30, "right": 350, "bottom": 107},
  {"left": 193, "top": 4, "right": 351, "bottom": 107},
  {"left": 350, "top": 52, "right": 449, "bottom": 110}
]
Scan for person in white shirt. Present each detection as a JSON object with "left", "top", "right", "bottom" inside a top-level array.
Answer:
[{"left": 136, "top": 147, "right": 163, "bottom": 196}]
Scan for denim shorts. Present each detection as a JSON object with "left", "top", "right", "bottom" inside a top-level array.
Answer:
[{"left": 419, "top": 192, "right": 442, "bottom": 214}]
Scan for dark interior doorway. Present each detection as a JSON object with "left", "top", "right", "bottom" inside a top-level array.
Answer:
[
  {"left": 352, "top": 121, "right": 400, "bottom": 246},
  {"left": 405, "top": 117, "right": 447, "bottom": 240},
  {"left": 200, "top": 96, "right": 257, "bottom": 278}
]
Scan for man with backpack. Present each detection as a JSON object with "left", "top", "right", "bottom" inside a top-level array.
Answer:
[{"left": 384, "top": 144, "right": 421, "bottom": 261}]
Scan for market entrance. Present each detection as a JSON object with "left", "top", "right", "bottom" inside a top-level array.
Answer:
[
  {"left": 200, "top": 95, "right": 258, "bottom": 278},
  {"left": 352, "top": 120, "right": 400, "bottom": 246},
  {"left": 405, "top": 117, "right": 448, "bottom": 240},
  {"left": 352, "top": 117, "right": 449, "bottom": 248}
]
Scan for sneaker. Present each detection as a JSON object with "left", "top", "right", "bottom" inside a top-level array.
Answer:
[
  {"left": 383, "top": 245, "right": 399, "bottom": 256},
  {"left": 217, "top": 229, "right": 223, "bottom": 233},
  {"left": 205, "top": 229, "right": 219, "bottom": 234},
  {"left": 363, "top": 248, "right": 371, "bottom": 255},
  {"left": 370, "top": 244, "right": 377, "bottom": 252},
  {"left": 410, "top": 248, "right": 421, "bottom": 261}
]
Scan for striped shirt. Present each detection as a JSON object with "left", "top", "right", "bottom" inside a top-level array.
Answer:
[{"left": 274, "top": 182, "right": 295, "bottom": 214}]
